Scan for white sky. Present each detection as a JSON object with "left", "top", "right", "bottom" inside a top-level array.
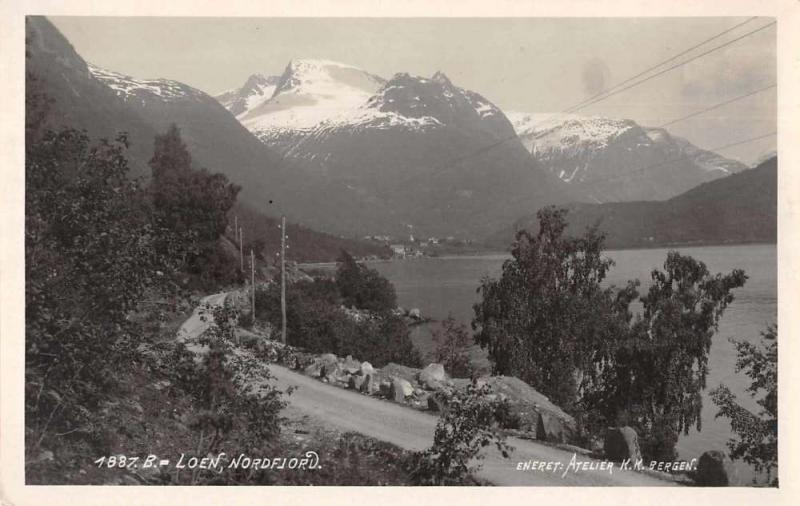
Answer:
[{"left": 51, "top": 17, "right": 776, "bottom": 165}]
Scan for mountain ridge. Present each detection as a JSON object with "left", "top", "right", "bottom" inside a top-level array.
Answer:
[{"left": 488, "top": 156, "right": 777, "bottom": 249}]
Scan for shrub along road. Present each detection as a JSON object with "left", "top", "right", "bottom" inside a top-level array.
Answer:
[{"left": 178, "top": 292, "right": 674, "bottom": 486}]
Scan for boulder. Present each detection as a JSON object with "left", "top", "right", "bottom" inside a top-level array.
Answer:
[
  {"left": 418, "top": 363, "right": 447, "bottom": 390},
  {"left": 390, "top": 377, "right": 414, "bottom": 403},
  {"left": 360, "top": 373, "right": 378, "bottom": 395},
  {"left": 342, "top": 355, "right": 361, "bottom": 374},
  {"left": 476, "top": 376, "right": 577, "bottom": 441},
  {"left": 348, "top": 375, "right": 365, "bottom": 391},
  {"left": 694, "top": 450, "right": 730, "bottom": 486},
  {"left": 381, "top": 362, "right": 420, "bottom": 384},
  {"left": 322, "top": 362, "right": 347, "bottom": 383},
  {"left": 304, "top": 362, "right": 323, "bottom": 378},
  {"left": 537, "top": 412, "right": 570, "bottom": 443},
  {"left": 604, "top": 426, "right": 642, "bottom": 463},
  {"left": 379, "top": 380, "right": 393, "bottom": 398},
  {"left": 409, "top": 308, "right": 422, "bottom": 319},
  {"left": 360, "top": 361, "right": 375, "bottom": 376},
  {"left": 320, "top": 353, "right": 339, "bottom": 366}
]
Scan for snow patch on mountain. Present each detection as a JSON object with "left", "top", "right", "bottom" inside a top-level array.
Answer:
[
  {"left": 507, "top": 112, "right": 635, "bottom": 152},
  {"left": 216, "top": 74, "right": 281, "bottom": 117},
  {"left": 88, "top": 64, "right": 206, "bottom": 104},
  {"left": 238, "top": 59, "right": 386, "bottom": 133}
]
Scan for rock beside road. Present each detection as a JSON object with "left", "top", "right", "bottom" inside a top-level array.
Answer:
[
  {"left": 250, "top": 338, "right": 579, "bottom": 445},
  {"left": 390, "top": 377, "right": 414, "bottom": 403},
  {"left": 604, "top": 426, "right": 642, "bottom": 463},
  {"left": 694, "top": 450, "right": 731, "bottom": 486},
  {"left": 418, "top": 363, "right": 448, "bottom": 390}
]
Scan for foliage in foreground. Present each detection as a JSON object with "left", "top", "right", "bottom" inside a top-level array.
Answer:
[
  {"left": 473, "top": 206, "right": 747, "bottom": 461},
  {"left": 710, "top": 325, "right": 778, "bottom": 486},
  {"left": 408, "top": 381, "right": 512, "bottom": 485},
  {"left": 432, "top": 315, "right": 475, "bottom": 378},
  {"left": 255, "top": 279, "right": 421, "bottom": 368},
  {"left": 336, "top": 250, "right": 397, "bottom": 313},
  {"left": 25, "top": 127, "right": 171, "bottom": 459}
]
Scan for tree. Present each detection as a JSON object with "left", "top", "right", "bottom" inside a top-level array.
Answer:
[
  {"left": 473, "top": 207, "right": 747, "bottom": 460},
  {"left": 710, "top": 325, "right": 778, "bottom": 485},
  {"left": 335, "top": 250, "right": 397, "bottom": 313},
  {"left": 149, "top": 124, "right": 241, "bottom": 287},
  {"left": 25, "top": 127, "right": 171, "bottom": 454},
  {"left": 254, "top": 280, "right": 421, "bottom": 368},
  {"left": 472, "top": 206, "right": 629, "bottom": 410},
  {"left": 432, "top": 315, "right": 474, "bottom": 378},
  {"left": 585, "top": 252, "right": 747, "bottom": 461}
]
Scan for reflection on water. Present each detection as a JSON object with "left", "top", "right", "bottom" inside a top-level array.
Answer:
[{"left": 371, "top": 243, "right": 776, "bottom": 484}]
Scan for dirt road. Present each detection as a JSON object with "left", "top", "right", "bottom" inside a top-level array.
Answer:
[
  {"left": 178, "top": 292, "right": 674, "bottom": 486},
  {"left": 269, "top": 364, "right": 673, "bottom": 486}
]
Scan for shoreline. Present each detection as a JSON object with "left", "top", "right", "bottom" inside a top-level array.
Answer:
[{"left": 298, "top": 241, "right": 777, "bottom": 270}]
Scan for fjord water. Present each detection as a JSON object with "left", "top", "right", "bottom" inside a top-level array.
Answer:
[{"left": 371, "top": 243, "right": 776, "bottom": 483}]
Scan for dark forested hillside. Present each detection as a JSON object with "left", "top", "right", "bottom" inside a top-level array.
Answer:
[{"left": 490, "top": 157, "right": 777, "bottom": 249}]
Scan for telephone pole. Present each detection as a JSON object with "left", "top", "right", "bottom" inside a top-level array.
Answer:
[
  {"left": 239, "top": 226, "right": 244, "bottom": 273},
  {"left": 280, "top": 215, "right": 287, "bottom": 345},
  {"left": 250, "top": 249, "right": 256, "bottom": 319}
]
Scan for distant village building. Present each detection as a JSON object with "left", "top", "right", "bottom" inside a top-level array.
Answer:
[{"left": 390, "top": 244, "right": 407, "bottom": 258}]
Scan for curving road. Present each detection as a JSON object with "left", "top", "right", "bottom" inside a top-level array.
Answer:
[{"left": 179, "top": 292, "right": 674, "bottom": 486}]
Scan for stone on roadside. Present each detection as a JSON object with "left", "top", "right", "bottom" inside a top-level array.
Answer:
[
  {"left": 694, "top": 450, "right": 730, "bottom": 486},
  {"left": 390, "top": 377, "right": 414, "bottom": 403},
  {"left": 360, "top": 361, "right": 375, "bottom": 376},
  {"left": 348, "top": 374, "right": 365, "bottom": 391},
  {"left": 418, "top": 363, "right": 447, "bottom": 390},
  {"left": 304, "top": 361, "right": 322, "bottom": 378},
  {"left": 409, "top": 308, "right": 422, "bottom": 319},
  {"left": 342, "top": 355, "right": 361, "bottom": 374},
  {"left": 381, "top": 362, "right": 420, "bottom": 384},
  {"left": 360, "top": 373, "right": 377, "bottom": 395},
  {"left": 604, "top": 426, "right": 642, "bottom": 463}
]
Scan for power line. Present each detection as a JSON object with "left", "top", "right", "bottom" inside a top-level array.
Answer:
[
  {"left": 658, "top": 83, "right": 775, "bottom": 128},
  {"left": 564, "top": 20, "right": 776, "bottom": 114},
  {"left": 428, "top": 20, "right": 776, "bottom": 174},
  {"left": 564, "top": 17, "right": 758, "bottom": 114}
]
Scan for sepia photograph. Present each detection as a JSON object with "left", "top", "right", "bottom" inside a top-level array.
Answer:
[{"left": 3, "top": 1, "right": 797, "bottom": 501}]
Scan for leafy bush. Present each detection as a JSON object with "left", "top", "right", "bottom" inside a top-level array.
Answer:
[
  {"left": 25, "top": 127, "right": 172, "bottom": 458},
  {"left": 255, "top": 280, "right": 421, "bottom": 367},
  {"left": 710, "top": 325, "right": 778, "bottom": 485},
  {"left": 407, "top": 381, "right": 513, "bottom": 485},
  {"left": 172, "top": 303, "right": 287, "bottom": 484},
  {"left": 336, "top": 250, "right": 397, "bottom": 313},
  {"left": 432, "top": 315, "right": 474, "bottom": 378}
]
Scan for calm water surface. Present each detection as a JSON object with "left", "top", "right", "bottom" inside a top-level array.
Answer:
[{"left": 371, "top": 243, "right": 776, "bottom": 484}]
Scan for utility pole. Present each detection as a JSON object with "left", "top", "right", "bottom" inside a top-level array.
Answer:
[
  {"left": 250, "top": 249, "right": 256, "bottom": 319},
  {"left": 234, "top": 215, "right": 238, "bottom": 243},
  {"left": 239, "top": 226, "right": 244, "bottom": 273},
  {"left": 280, "top": 215, "right": 287, "bottom": 345}
]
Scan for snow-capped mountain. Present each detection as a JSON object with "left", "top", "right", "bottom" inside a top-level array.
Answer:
[
  {"left": 215, "top": 73, "right": 281, "bottom": 117},
  {"left": 226, "top": 60, "right": 389, "bottom": 148},
  {"left": 88, "top": 64, "right": 208, "bottom": 105},
  {"left": 507, "top": 112, "right": 748, "bottom": 202},
  {"left": 217, "top": 62, "right": 577, "bottom": 238}
]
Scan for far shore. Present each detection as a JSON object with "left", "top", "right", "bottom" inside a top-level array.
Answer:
[{"left": 297, "top": 240, "right": 776, "bottom": 271}]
